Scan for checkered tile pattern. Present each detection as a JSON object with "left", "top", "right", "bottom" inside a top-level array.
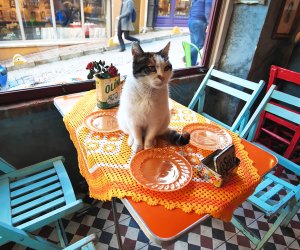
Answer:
[{"left": 2, "top": 169, "right": 300, "bottom": 250}]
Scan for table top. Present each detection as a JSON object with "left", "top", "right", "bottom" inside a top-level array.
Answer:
[{"left": 54, "top": 92, "right": 278, "bottom": 243}]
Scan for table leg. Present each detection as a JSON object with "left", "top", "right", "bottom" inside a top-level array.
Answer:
[{"left": 112, "top": 197, "right": 123, "bottom": 250}]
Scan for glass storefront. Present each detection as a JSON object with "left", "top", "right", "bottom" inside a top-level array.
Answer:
[{"left": 0, "top": 0, "right": 106, "bottom": 42}]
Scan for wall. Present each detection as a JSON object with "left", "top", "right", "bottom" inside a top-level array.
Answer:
[
  {"left": 0, "top": 45, "right": 63, "bottom": 61},
  {"left": 206, "top": 2, "right": 268, "bottom": 126},
  {"left": 218, "top": 3, "right": 269, "bottom": 78},
  {"left": 206, "top": 0, "right": 300, "bottom": 127},
  {"left": 248, "top": 1, "right": 300, "bottom": 83},
  {"left": 0, "top": 100, "right": 86, "bottom": 192}
]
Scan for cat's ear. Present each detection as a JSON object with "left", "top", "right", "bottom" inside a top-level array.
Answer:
[
  {"left": 132, "top": 42, "right": 144, "bottom": 57},
  {"left": 159, "top": 42, "right": 171, "bottom": 57}
]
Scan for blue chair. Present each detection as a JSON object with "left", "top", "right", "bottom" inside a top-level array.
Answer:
[
  {"left": 188, "top": 65, "right": 265, "bottom": 134},
  {"left": 0, "top": 221, "right": 96, "bottom": 249},
  {"left": 231, "top": 84, "right": 300, "bottom": 249},
  {"left": 0, "top": 156, "right": 83, "bottom": 248},
  {"left": 182, "top": 41, "right": 202, "bottom": 67}
]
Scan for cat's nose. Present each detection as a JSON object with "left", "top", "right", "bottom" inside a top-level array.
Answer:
[{"left": 158, "top": 75, "right": 164, "bottom": 81}]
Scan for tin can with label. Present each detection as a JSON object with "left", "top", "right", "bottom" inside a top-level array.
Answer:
[{"left": 95, "top": 75, "right": 122, "bottom": 109}]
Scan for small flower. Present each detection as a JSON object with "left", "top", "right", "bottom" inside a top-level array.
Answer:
[
  {"left": 86, "top": 60, "right": 119, "bottom": 79},
  {"left": 86, "top": 62, "right": 94, "bottom": 70},
  {"left": 108, "top": 65, "right": 118, "bottom": 77}
]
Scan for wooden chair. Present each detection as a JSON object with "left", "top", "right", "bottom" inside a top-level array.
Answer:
[
  {"left": 0, "top": 156, "right": 83, "bottom": 248},
  {"left": 182, "top": 41, "right": 202, "bottom": 67},
  {"left": 254, "top": 65, "right": 300, "bottom": 174},
  {"left": 231, "top": 84, "right": 300, "bottom": 249},
  {"left": 188, "top": 65, "right": 265, "bottom": 134},
  {"left": 0, "top": 221, "right": 96, "bottom": 249}
]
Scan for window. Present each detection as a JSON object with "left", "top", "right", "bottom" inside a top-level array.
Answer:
[{"left": 0, "top": 0, "right": 222, "bottom": 104}]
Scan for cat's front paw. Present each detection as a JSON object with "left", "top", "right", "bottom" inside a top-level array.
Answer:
[
  {"left": 127, "top": 136, "right": 134, "bottom": 147},
  {"left": 144, "top": 139, "right": 156, "bottom": 149},
  {"left": 132, "top": 144, "right": 143, "bottom": 153}
]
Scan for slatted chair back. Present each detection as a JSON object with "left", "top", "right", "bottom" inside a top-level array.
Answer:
[
  {"left": 0, "top": 221, "right": 96, "bottom": 250},
  {"left": 232, "top": 88, "right": 300, "bottom": 249},
  {"left": 182, "top": 41, "right": 202, "bottom": 67},
  {"left": 253, "top": 65, "right": 300, "bottom": 171},
  {"left": 0, "top": 157, "right": 16, "bottom": 174},
  {"left": 267, "top": 65, "right": 300, "bottom": 91},
  {"left": 241, "top": 83, "right": 300, "bottom": 173},
  {"left": 188, "top": 65, "right": 265, "bottom": 134},
  {"left": 0, "top": 156, "right": 83, "bottom": 247}
]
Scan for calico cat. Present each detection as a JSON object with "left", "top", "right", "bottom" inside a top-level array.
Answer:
[{"left": 117, "top": 42, "right": 190, "bottom": 152}]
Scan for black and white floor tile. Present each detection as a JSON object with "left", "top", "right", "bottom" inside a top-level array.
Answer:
[{"left": 2, "top": 169, "right": 300, "bottom": 250}]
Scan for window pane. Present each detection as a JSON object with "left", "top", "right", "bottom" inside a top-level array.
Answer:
[
  {"left": 83, "top": 0, "right": 106, "bottom": 38},
  {"left": 19, "top": 0, "right": 52, "bottom": 40},
  {"left": 158, "top": 0, "right": 170, "bottom": 17},
  {"left": 0, "top": 2, "right": 22, "bottom": 41},
  {"left": 52, "top": 0, "right": 83, "bottom": 39},
  {"left": 175, "top": 0, "right": 190, "bottom": 17}
]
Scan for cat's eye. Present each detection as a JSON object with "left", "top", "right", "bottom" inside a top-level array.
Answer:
[
  {"left": 164, "top": 65, "right": 172, "bottom": 71},
  {"left": 146, "top": 66, "right": 156, "bottom": 73}
]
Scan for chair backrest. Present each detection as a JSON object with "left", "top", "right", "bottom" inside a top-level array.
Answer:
[
  {"left": 182, "top": 41, "right": 202, "bottom": 67},
  {"left": 267, "top": 65, "right": 300, "bottom": 90},
  {"left": 188, "top": 65, "right": 265, "bottom": 133},
  {"left": 240, "top": 84, "right": 300, "bottom": 170},
  {"left": 0, "top": 157, "right": 16, "bottom": 174},
  {"left": 0, "top": 221, "right": 96, "bottom": 250}
]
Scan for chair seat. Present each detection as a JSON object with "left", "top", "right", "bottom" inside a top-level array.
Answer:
[
  {"left": 0, "top": 156, "right": 83, "bottom": 246},
  {"left": 248, "top": 172, "right": 299, "bottom": 217}
]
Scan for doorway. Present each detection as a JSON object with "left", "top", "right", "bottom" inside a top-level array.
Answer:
[{"left": 155, "top": 0, "right": 190, "bottom": 28}]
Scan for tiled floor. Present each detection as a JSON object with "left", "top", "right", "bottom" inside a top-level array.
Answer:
[{"left": 2, "top": 169, "right": 300, "bottom": 250}]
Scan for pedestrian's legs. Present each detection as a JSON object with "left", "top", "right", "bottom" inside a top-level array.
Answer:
[
  {"left": 123, "top": 31, "right": 140, "bottom": 43},
  {"left": 117, "top": 21, "right": 125, "bottom": 51},
  {"left": 188, "top": 19, "right": 206, "bottom": 66}
]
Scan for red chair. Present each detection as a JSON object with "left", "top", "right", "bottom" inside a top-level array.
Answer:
[{"left": 254, "top": 65, "right": 300, "bottom": 176}]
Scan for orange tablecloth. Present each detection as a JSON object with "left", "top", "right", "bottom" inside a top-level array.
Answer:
[{"left": 63, "top": 90, "right": 261, "bottom": 222}]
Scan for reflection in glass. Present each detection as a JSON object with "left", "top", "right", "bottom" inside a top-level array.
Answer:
[
  {"left": 83, "top": 0, "right": 106, "bottom": 38},
  {"left": 19, "top": 0, "right": 52, "bottom": 40},
  {"left": 0, "top": 2, "right": 21, "bottom": 41}
]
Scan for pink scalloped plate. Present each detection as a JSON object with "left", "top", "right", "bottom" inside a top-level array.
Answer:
[
  {"left": 182, "top": 123, "right": 232, "bottom": 151},
  {"left": 130, "top": 148, "right": 193, "bottom": 192},
  {"left": 84, "top": 110, "right": 120, "bottom": 133}
]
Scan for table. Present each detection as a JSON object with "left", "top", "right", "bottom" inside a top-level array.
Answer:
[{"left": 54, "top": 91, "right": 278, "bottom": 244}]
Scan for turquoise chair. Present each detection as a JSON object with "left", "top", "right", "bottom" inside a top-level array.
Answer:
[
  {"left": 188, "top": 65, "right": 265, "bottom": 134},
  {"left": 0, "top": 221, "right": 96, "bottom": 249},
  {"left": 0, "top": 156, "right": 83, "bottom": 248},
  {"left": 231, "top": 84, "right": 300, "bottom": 249},
  {"left": 182, "top": 41, "right": 202, "bottom": 67}
]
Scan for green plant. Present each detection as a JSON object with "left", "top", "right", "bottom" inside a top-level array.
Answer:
[{"left": 86, "top": 60, "right": 118, "bottom": 79}]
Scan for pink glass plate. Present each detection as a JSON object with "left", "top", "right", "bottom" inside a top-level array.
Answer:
[
  {"left": 130, "top": 148, "right": 193, "bottom": 192},
  {"left": 84, "top": 110, "right": 120, "bottom": 133},
  {"left": 182, "top": 123, "right": 232, "bottom": 150}
]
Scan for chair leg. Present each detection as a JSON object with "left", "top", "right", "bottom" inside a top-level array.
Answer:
[
  {"left": 112, "top": 197, "right": 123, "bottom": 250},
  {"left": 281, "top": 199, "right": 299, "bottom": 227},
  {"left": 56, "top": 219, "right": 68, "bottom": 248},
  {"left": 232, "top": 203, "right": 291, "bottom": 250},
  {"left": 231, "top": 216, "right": 260, "bottom": 246},
  {"left": 255, "top": 206, "right": 290, "bottom": 249}
]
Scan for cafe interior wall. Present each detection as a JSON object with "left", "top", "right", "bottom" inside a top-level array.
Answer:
[{"left": 204, "top": 0, "right": 300, "bottom": 128}]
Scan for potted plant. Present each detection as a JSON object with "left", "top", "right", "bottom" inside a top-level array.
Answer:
[{"left": 86, "top": 60, "right": 122, "bottom": 109}]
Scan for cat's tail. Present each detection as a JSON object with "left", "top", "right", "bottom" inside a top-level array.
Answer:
[{"left": 163, "top": 128, "right": 190, "bottom": 146}]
